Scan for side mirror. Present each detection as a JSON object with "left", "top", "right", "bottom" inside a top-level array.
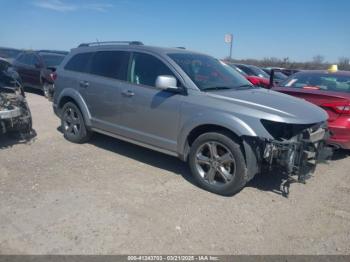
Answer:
[{"left": 155, "top": 75, "right": 178, "bottom": 91}]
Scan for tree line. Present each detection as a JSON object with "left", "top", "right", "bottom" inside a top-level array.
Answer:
[{"left": 223, "top": 55, "right": 350, "bottom": 71}]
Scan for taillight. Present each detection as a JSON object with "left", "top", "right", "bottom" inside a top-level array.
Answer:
[
  {"left": 50, "top": 72, "right": 57, "bottom": 81},
  {"left": 322, "top": 101, "right": 350, "bottom": 115}
]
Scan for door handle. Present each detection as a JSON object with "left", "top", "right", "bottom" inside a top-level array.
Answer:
[
  {"left": 79, "top": 80, "right": 89, "bottom": 88},
  {"left": 122, "top": 90, "right": 135, "bottom": 97}
]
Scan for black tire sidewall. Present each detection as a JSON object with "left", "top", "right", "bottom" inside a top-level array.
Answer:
[
  {"left": 61, "top": 102, "right": 90, "bottom": 143},
  {"left": 189, "top": 132, "right": 247, "bottom": 196}
]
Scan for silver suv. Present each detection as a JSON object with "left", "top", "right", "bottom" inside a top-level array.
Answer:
[{"left": 53, "top": 41, "right": 329, "bottom": 196}]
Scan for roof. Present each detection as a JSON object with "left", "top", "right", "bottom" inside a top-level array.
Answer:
[{"left": 72, "top": 42, "right": 205, "bottom": 56}]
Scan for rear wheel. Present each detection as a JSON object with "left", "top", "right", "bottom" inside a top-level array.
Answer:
[
  {"left": 43, "top": 82, "right": 53, "bottom": 100},
  {"left": 189, "top": 132, "right": 248, "bottom": 196},
  {"left": 61, "top": 102, "right": 91, "bottom": 143}
]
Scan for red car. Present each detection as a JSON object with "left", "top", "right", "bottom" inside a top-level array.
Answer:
[
  {"left": 273, "top": 70, "right": 350, "bottom": 149},
  {"left": 230, "top": 63, "right": 270, "bottom": 88}
]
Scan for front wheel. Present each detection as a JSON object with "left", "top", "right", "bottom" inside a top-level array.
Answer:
[{"left": 189, "top": 132, "right": 248, "bottom": 196}]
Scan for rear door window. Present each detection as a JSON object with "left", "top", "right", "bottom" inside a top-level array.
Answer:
[
  {"left": 41, "top": 54, "right": 65, "bottom": 67},
  {"left": 89, "top": 51, "right": 130, "bottom": 81},
  {"left": 65, "top": 52, "right": 93, "bottom": 73}
]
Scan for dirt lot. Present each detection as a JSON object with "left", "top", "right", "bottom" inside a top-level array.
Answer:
[{"left": 0, "top": 92, "right": 350, "bottom": 255}]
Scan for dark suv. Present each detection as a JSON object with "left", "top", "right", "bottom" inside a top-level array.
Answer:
[
  {"left": 13, "top": 50, "right": 67, "bottom": 96},
  {"left": 53, "top": 41, "right": 329, "bottom": 196}
]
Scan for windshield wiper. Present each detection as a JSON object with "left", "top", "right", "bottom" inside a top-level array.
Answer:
[
  {"left": 235, "top": 84, "right": 256, "bottom": 89},
  {"left": 202, "top": 86, "right": 234, "bottom": 91},
  {"left": 202, "top": 84, "right": 255, "bottom": 91}
]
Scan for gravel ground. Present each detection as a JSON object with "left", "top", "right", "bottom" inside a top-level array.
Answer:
[{"left": 0, "top": 92, "right": 349, "bottom": 255}]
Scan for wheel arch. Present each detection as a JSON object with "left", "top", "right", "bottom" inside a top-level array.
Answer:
[
  {"left": 56, "top": 88, "right": 92, "bottom": 127},
  {"left": 178, "top": 113, "right": 257, "bottom": 156}
]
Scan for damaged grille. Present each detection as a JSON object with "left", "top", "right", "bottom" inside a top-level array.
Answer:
[{"left": 260, "top": 120, "right": 330, "bottom": 183}]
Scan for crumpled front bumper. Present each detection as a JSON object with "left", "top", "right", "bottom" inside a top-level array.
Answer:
[
  {"left": 262, "top": 123, "right": 332, "bottom": 182},
  {"left": 0, "top": 96, "right": 32, "bottom": 134},
  {"left": 0, "top": 106, "right": 22, "bottom": 119}
]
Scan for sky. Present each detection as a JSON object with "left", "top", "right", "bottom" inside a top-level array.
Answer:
[{"left": 0, "top": 0, "right": 349, "bottom": 62}]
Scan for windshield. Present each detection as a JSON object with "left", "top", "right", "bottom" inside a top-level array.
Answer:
[
  {"left": 0, "top": 49, "right": 21, "bottom": 59},
  {"left": 41, "top": 54, "right": 65, "bottom": 67},
  {"left": 168, "top": 53, "right": 252, "bottom": 90},
  {"left": 280, "top": 72, "right": 350, "bottom": 93}
]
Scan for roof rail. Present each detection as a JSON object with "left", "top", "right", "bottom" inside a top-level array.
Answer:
[{"left": 78, "top": 41, "right": 144, "bottom": 48}]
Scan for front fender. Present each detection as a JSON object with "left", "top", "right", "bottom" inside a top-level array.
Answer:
[
  {"left": 56, "top": 88, "right": 92, "bottom": 127},
  {"left": 177, "top": 112, "right": 258, "bottom": 156}
]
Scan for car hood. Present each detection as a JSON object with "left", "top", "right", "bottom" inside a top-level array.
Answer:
[{"left": 205, "top": 88, "right": 328, "bottom": 124}]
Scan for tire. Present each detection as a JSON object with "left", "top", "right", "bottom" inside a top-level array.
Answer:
[
  {"left": 43, "top": 82, "right": 54, "bottom": 101},
  {"left": 61, "top": 102, "right": 92, "bottom": 143},
  {"left": 189, "top": 132, "right": 248, "bottom": 196}
]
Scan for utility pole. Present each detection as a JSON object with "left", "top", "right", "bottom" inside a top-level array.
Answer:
[{"left": 225, "top": 33, "right": 233, "bottom": 60}]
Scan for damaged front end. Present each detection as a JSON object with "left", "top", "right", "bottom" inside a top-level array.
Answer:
[
  {"left": 245, "top": 120, "right": 333, "bottom": 196},
  {"left": 0, "top": 90, "right": 32, "bottom": 134},
  {"left": 0, "top": 63, "right": 32, "bottom": 135}
]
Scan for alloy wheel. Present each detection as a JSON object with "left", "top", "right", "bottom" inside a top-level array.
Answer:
[
  {"left": 194, "top": 141, "right": 236, "bottom": 186},
  {"left": 63, "top": 106, "right": 81, "bottom": 137}
]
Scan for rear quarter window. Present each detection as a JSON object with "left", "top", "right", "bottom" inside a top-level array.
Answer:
[
  {"left": 64, "top": 52, "right": 93, "bottom": 73},
  {"left": 41, "top": 54, "right": 65, "bottom": 67}
]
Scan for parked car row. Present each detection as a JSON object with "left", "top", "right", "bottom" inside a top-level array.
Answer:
[
  {"left": 225, "top": 63, "right": 289, "bottom": 87},
  {"left": 272, "top": 69, "right": 350, "bottom": 150},
  {"left": 0, "top": 47, "right": 68, "bottom": 99},
  {"left": 223, "top": 61, "right": 350, "bottom": 150},
  {"left": 13, "top": 50, "right": 67, "bottom": 99}
]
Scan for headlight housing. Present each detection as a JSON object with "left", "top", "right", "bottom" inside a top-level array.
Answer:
[{"left": 261, "top": 119, "right": 315, "bottom": 140}]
